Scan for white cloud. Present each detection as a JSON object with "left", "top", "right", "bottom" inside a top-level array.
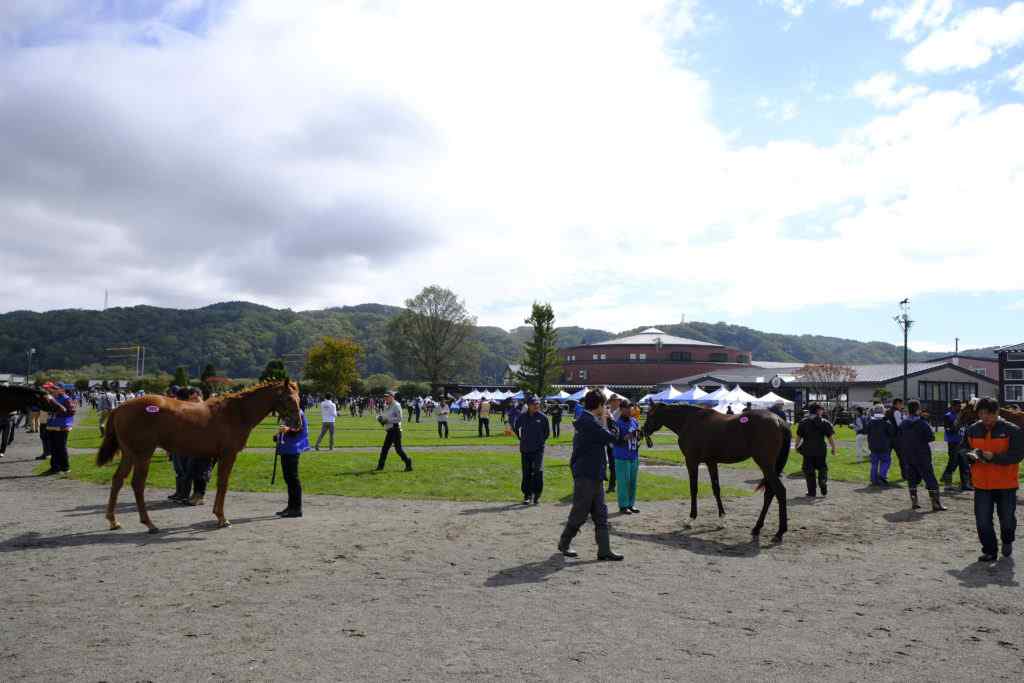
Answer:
[
  {"left": 2, "top": 1, "right": 1024, "bottom": 331},
  {"left": 872, "top": 0, "right": 952, "bottom": 42},
  {"left": 905, "top": 2, "right": 1024, "bottom": 73},
  {"left": 837, "top": 0, "right": 865, "bottom": 7},
  {"left": 763, "top": 0, "right": 813, "bottom": 17},
  {"left": 756, "top": 96, "right": 801, "bottom": 121},
  {"left": 1007, "top": 62, "right": 1024, "bottom": 92},
  {"left": 853, "top": 72, "right": 929, "bottom": 109}
]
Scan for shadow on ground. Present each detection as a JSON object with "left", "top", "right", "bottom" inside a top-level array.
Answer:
[
  {"left": 947, "top": 558, "right": 1018, "bottom": 588},
  {"left": 485, "top": 553, "right": 600, "bottom": 587},
  {"left": 611, "top": 527, "right": 765, "bottom": 558}
]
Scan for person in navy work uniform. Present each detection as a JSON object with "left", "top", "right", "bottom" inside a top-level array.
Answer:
[
  {"left": 275, "top": 408, "right": 310, "bottom": 518},
  {"left": 41, "top": 384, "right": 74, "bottom": 476},
  {"left": 896, "top": 400, "right": 947, "bottom": 512},
  {"left": 515, "top": 396, "right": 550, "bottom": 505},
  {"left": 557, "top": 389, "right": 623, "bottom": 561},
  {"left": 941, "top": 399, "right": 970, "bottom": 490}
]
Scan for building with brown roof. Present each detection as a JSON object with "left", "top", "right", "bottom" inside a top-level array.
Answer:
[
  {"left": 559, "top": 328, "right": 752, "bottom": 388},
  {"left": 998, "top": 343, "right": 1024, "bottom": 406}
]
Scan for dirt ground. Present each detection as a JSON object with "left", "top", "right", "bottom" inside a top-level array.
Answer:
[{"left": 2, "top": 432, "right": 1022, "bottom": 682}]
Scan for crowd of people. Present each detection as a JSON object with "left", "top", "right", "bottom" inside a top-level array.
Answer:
[{"left": 9, "top": 378, "right": 1020, "bottom": 564}]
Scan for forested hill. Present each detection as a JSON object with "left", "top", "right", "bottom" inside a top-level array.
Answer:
[{"left": 0, "top": 302, "right": 988, "bottom": 382}]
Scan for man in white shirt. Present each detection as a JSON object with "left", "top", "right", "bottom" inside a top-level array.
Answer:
[
  {"left": 315, "top": 394, "right": 338, "bottom": 450},
  {"left": 377, "top": 391, "right": 412, "bottom": 471}
]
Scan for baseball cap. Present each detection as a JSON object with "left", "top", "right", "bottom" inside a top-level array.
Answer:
[
  {"left": 527, "top": 395, "right": 540, "bottom": 404},
  {"left": 871, "top": 405, "right": 884, "bottom": 416},
  {"left": 42, "top": 381, "right": 56, "bottom": 389}
]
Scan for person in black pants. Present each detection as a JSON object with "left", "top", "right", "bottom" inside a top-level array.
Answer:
[
  {"left": 557, "top": 389, "right": 623, "bottom": 561},
  {"left": 795, "top": 403, "right": 835, "bottom": 497},
  {"left": 548, "top": 403, "right": 562, "bottom": 438},
  {"left": 41, "top": 384, "right": 74, "bottom": 475},
  {"left": 275, "top": 409, "right": 310, "bottom": 518},
  {"left": 897, "top": 400, "right": 947, "bottom": 512},
  {"left": 0, "top": 411, "right": 15, "bottom": 457},
  {"left": 377, "top": 392, "right": 412, "bottom": 471},
  {"left": 516, "top": 396, "right": 550, "bottom": 505}
]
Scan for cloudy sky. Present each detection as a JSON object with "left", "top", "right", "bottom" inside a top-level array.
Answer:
[{"left": 2, "top": 0, "right": 1023, "bottom": 350}]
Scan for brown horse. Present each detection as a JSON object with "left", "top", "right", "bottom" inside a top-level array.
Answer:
[
  {"left": 642, "top": 403, "right": 791, "bottom": 542},
  {"left": 956, "top": 399, "right": 1024, "bottom": 430},
  {"left": 0, "top": 385, "right": 64, "bottom": 415},
  {"left": 96, "top": 380, "right": 301, "bottom": 533}
]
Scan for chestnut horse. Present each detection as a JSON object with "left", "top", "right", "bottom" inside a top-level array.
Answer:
[
  {"left": 642, "top": 403, "right": 791, "bottom": 542},
  {"left": 956, "top": 399, "right": 1024, "bottom": 430},
  {"left": 0, "top": 385, "right": 64, "bottom": 415},
  {"left": 96, "top": 380, "right": 301, "bottom": 533}
]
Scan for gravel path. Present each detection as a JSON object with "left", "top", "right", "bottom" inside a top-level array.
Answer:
[{"left": 1, "top": 433, "right": 1022, "bottom": 682}]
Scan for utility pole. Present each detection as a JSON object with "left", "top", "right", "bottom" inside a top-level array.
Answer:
[
  {"left": 894, "top": 299, "right": 913, "bottom": 401},
  {"left": 26, "top": 348, "right": 35, "bottom": 378}
]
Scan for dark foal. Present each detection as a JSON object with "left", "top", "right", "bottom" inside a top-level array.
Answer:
[{"left": 642, "top": 403, "right": 791, "bottom": 542}]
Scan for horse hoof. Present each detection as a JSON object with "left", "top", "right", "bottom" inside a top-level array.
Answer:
[
  {"left": 217, "top": 519, "right": 231, "bottom": 528},
  {"left": 109, "top": 521, "right": 122, "bottom": 530},
  {"left": 147, "top": 526, "right": 161, "bottom": 535},
  {"left": 751, "top": 528, "right": 761, "bottom": 537},
  {"left": 771, "top": 534, "right": 784, "bottom": 543}
]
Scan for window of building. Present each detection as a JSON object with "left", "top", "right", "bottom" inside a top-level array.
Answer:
[
  {"left": 971, "top": 367, "right": 986, "bottom": 377},
  {"left": 669, "top": 351, "right": 692, "bottom": 361},
  {"left": 579, "top": 369, "right": 588, "bottom": 380},
  {"left": 592, "top": 354, "right": 598, "bottom": 360},
  {"left": 1006, "top": 384, "right": 1024, "bottom": 402},
  {"left": 949, "top": 382, "right": 979, "bottom": 401},
  {"left": 629, "top": 353, "right": 637, "bottom": 360},
  {"left": 736, "top": 355, "right": 749, "bottom": 364},
  {"left": 600, "top": 353, "right": 606, "bottom": 360},
  {"left": 710, "top": 352, "right": 728, "bottom": 362},
  {"left": 1005, "top": 368, "right": 1024, "bottom": 381},
  {"left": 638, "top": 353, "right": 646, "bottom": 360},
  {"left": 1008, "top": 353, "right": 1024, "bottom": 362},
  {"left": 919, "top": 381, "right": 948, "bottom": 401}
]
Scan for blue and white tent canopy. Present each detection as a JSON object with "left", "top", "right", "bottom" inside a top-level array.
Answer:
[
  {"left": 545, "top": 390, "right": 572, "bottom": 401},
  {"left": 568, "top": 387, "right": 626, "bottom": 402},
  {"left": 647, "top": 386, "right": 685, "bottom": 403},
  {"left": 676, "top": 386, "right": 716, "bottom": 404}
]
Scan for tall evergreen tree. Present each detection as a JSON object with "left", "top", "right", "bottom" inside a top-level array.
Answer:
[
  {"left": 259, "top": 359, "right": 289, "bottom": 383},
  {"left": 173, "top": 366, "right": 189, "bottom": 387},
  {"left": 515, "top": 303, "right": 562, "bottom": 398}
]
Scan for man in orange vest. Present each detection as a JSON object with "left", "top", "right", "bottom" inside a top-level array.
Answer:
[{"left": 961, "top": 397, "right": 1023, "bottom": 562}]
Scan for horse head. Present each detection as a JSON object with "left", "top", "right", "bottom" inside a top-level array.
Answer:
[
  {"left": 641, "top": 403, "right": 666, "bottom": 448},
  {"left": 955, "top": 398, "right": 979, "bottom": 430},
  {"left": 271, "top": 379, "right": 302, "bottom": 428}
]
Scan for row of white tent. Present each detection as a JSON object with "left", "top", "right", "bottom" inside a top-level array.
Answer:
[
  {"left": 458, "top": 387, "right": 627, "bottom": 403},
  {"left": 638, "top": 385, "right": 794, "bottom": 414}
]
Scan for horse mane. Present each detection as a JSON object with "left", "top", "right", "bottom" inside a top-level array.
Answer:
[{"left": 204, "top": 379, "right": 292, "bottom": 405}]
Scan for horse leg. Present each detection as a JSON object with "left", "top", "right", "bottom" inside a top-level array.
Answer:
[
  {"left": 751, "top": 485, "right": 775, "bottom": 537},
  {"left": 706, "top": 461, "right": 726, "bottom": 517},
  {"left": 130, "top": 453, "right": 159, "bottom": 534},
  {"left": 212, "top": 452, "right": 237, "bottom": 528},
  {"left": 771, "top": 472, "right": 788, "bottom": 543},
  {"left": 685, "top": 457, "right": 699, "bottom": 520},
  {"left": 105, "top": 456, "right": 134, "bottom": 530}
]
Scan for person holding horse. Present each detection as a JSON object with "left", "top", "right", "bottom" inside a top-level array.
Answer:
[
  {"left": 376, "top": 391, "right": 412, "bottom": 471},
  {"left": 612, "top": 399, "right": 641, "bottom": 515},
  {"left": 795, "top": 403, "right": 835, "bottom": 497},
  {"left": 41, "top": 383, "right": 74, "bottom": 476},
  {"left": 274, "top": 405, "right": 310, "bottom": 518},
  {"left": 605, "top": 396, "right": 621, "bottom": 494},
  {"left": 557, "top": 389, "right": 623, "bottom": 561},
  {"left": 896, "top": 400, "right": 947, "bottom": 513},
  {"left": 959, "top": 397, "right": 1023, "bottom": 561},
  {"left": 940, "top": 399, "right": 970, "bottom": 490},
  {"left": 184, "top": 387, "right": 214, "bottom": 506}
]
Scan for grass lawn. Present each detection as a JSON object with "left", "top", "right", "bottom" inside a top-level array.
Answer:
[
  {"left": 46, "top": 449, "right": 750, "bottom": 503},
  {"left": 67, "top": 407, "right": 683, "bottom": 450}
]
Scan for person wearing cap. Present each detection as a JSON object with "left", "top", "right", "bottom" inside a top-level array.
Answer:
[
  {"left": 612, "top": 400, "right": 641, "bottom": 514},
  {"left": 795, "top": 403, "right": 835, "bottom": 497},
  {"left": 41, "top": 383, "right": 74, "bottom": 476},
  {"left": 866, "top": 404, "right": 897, "bottom": 486},
  {"left": 376, "top": 391, "right": 412, "bottom": 471},
  {"left": 941, "top": 399, "right": 970, "bottom": 490},
  {"left": 557, "top": 389, "right": 623, "bottom": 561},
  {"left": 895, "top": 399, "right": 946, "bottom": 512},
  {"left": 515, "top": 396, "right": 550, "bottom": 505},
  {"left": 547, "top": 401, "right": 563, "bottom": 438}
]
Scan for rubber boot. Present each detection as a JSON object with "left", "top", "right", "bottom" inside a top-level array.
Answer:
[
  {"left": 596, "top": 527, "right": 623, "bottom": 561},
  {"left": 804, "top": 473, "right": 817, "bottom": 497},
  {"left": 818, "top": 472, "right": 828, "bottom": 497},
  {"left": 558, "top": 525, "right": 579, "bottom": 558},
  {"left": 909, "top": 489, "right": 920, "bottom": 510},
  {"left": 929, "top": 490, "right": 947, "bottom": 512}
]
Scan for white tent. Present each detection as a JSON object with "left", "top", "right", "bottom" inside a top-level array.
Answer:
[
  {"left": 461, "top": 389, "right": 483, "bottom": 401},
  {"left": 727, "top": 385, "right": 761, "bottom": 405},
  {"left": 676, "top": 386, "right": 715, "bottom": 404},
  {"left": 509, "top": 390, "right": 526, "bottom": 401},
  {"left": 713, "top": 401, "right": 747, "bottom": 414},
  {"left": 704, "top": 386, "right": 731, "bottom": 402},
  {"left": 637, "top": 393, "right": 656, "bottom": 405},
  {"left": 647, "top": 386, "right": 685, "bottom": 403},
  {"left": 545, "top": 390, "right": 571, "bottom": 401},
  {"left": 568, "top": 387, "right": 626, "bottom": 402},
  {"left": 756, "top": 391, "right": 793, "bottom": 407}
]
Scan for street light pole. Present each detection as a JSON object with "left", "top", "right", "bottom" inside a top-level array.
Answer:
[
  {"left": 894, "top": 300, "right": 913, "bottom": 401},
  {"left": 26, "top": 348, "right": 35, "bottom": 378}
]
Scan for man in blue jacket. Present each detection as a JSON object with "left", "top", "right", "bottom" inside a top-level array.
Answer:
[
  {"left": 866, "top": 405, "right": 897, "bottom": 486},
  {"left": 897, "top": 400, "right": 946, "bottom": 512},
  {"left": 275, "top": 409, "right": 310, "bottom": 518},
  {"left": 557, "top": 389, "right": 623, "bottom": 561},
  {"left": 515, "top": 396, "right": 550, "bottom": 505},
  {"left": 940, "top": 400, "right": 971, "bottom": 490}
]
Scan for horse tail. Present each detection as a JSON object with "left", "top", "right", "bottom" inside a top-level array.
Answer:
[
  {"left": 755, "top": 417, "right": 791, "bottom": 492},
  {"left": 96, "top": 414, "right": 120, "bottom": 466}
]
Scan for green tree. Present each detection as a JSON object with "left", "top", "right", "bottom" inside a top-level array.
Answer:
[
  {"left": 349, "top": 377, "right": 367, "bottom": 396},
  {"left": 200, "top": 364, "right": 217, "bottom": 382},
  {"left": 385, "top": 285, "right": 478, "bottom": 391},
  {"left": 173, "top": 366, "right": 189, "bottom": 387},
  {"left": 515, "top": 302, "right": 562, "bottom": 398},
  {"left": 365, "top": 373, "right": 397, "bottom": 396},
  {"left": 397, "top": 381, "right": 431, "bottom": 401},
  {"left": 74, "top": 378, "right": 90, "bottom": 391},
  {"left": 259, "top": 359, "right": 289, "bottom": 383},
  {"left": 303, "top": 337, "right": 363, "bottom": 396},
  {"left": 133, "top": 373, "right": 174, "bottom": 394}
]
